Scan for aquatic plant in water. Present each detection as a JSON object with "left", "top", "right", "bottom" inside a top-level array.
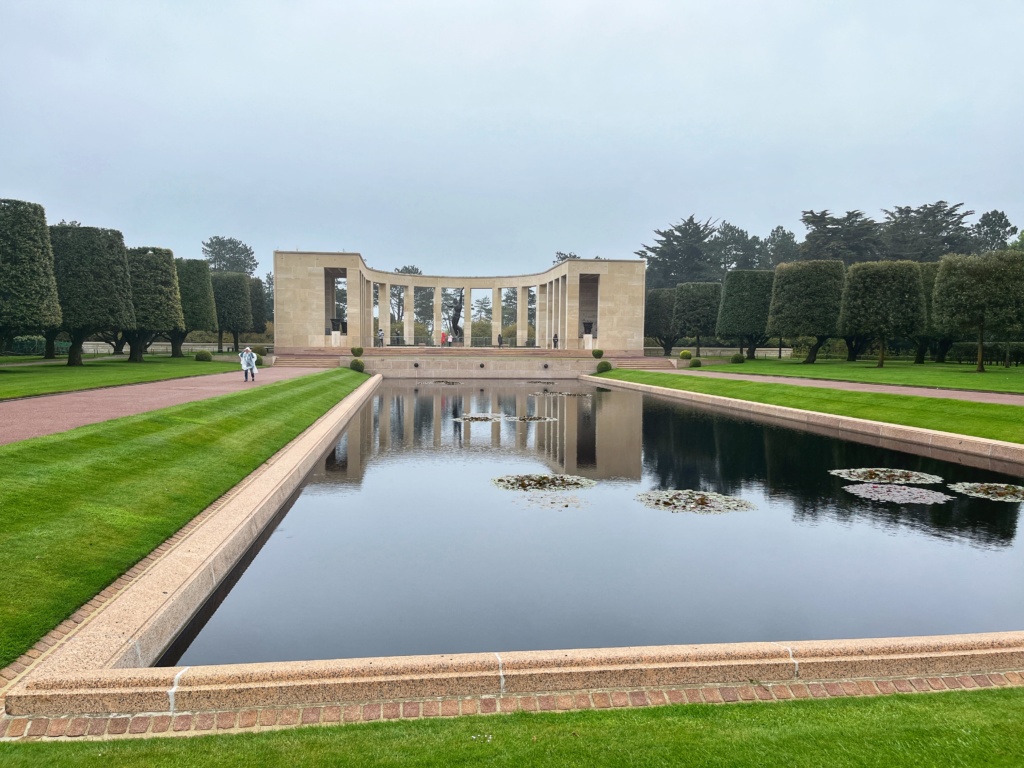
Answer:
[
  {"left": 842, "top": 484, "right": 954, "bottom": 504},
  {"left": 947, "top": 482, "right": 1024, "bottom": 502},
  {"left": 829, "top": 468, "right": 943, "bottom": 485},
  {"left": 636, "top": 489, "right": 755, "bottom": 514},
  {"left": 530, "top": 391, "right": 592, "bottom": 398},
  {"left": 454, "top": 413, "right": 504, "bottom": 423},
  {"left": 505, "top": 415, "right": 557, "bottom": 422},
  {"left": 432, "top": 380, "right": 461, "bottom": 385},
  {"left": 493, "top": 474, "right": 596, "bottom": 491}
]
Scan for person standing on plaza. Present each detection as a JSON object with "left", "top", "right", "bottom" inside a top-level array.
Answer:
[
  {"left": 553, "top": 333, "right": 559, "bottom": 349},
  {"left": 377, "top": 328, "right": 384, "bottom": 347},
  {"left": 239, "top": 346, "right": 258, "bottom": 382}
]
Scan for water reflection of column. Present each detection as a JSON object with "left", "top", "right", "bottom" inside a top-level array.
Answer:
[
  {"left": 536, "top": 394, "right": 547, "bottom": 453},
  {"left": 433, "top": 393, "right": 441, "bottom": 448},
  {"left": 462, "top": 390, "right": 472, "bottom": 447},
  {"left": 379, "top": 393, "right": 391, "bottom": 451},
  {"left": 516, "top": 392, "right": 528, "bottom": 450},
  {"left": 403, "top": 393, "right": 414, "bottom": 448},
  {"left": 561, "top": 394, "right": 577, "bottom": 473},
  {"left": 491, "top": 391, "right": 500, "bottom": 447}
]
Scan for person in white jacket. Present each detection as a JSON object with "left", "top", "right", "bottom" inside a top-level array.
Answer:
[{"left": 239, "top": 347, "right": 258, "bottom": 382}]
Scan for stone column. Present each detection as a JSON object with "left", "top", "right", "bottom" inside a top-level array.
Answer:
[
  {"left": 552, "top": 279, "right": 561, "bottom": 350},
  {"left": 491, "top": 285, "right": 502, "bottom": 346},
  {"left": 538, "top": 283, "right": 548, "bottom": 349},
  {"left": 563, "top": 275, "right": 576, "bottom": 349},
  {"left": 463, "top": 285, "right": 472, "bottom": 346},
  {"left": 379, "top": 282, "right": 391, "bottom": 346},
  {"left": 403, "top": 285, "right": 415, "bottom": 345},
  {"left": 348, "top": 272, "right": 363, "bottom": 349},
  {"left": 433, "top": 285, "right": 442, "bottom": 346},
  {"left": 517, "top": 286, "right": 528, "bottom": 348}
]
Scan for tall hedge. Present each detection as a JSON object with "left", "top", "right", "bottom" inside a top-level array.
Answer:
[
  {"left": 211, "top": 271, "right": 252, "bottom": 352},
  {"left": 644, "top": 287, "right": 681, "bottom": 355},
  {"left": 839, "top": 260, "right": 924, "bottom": 367},
  {"left": 716, "top": 269, "right": 775, "bottom": 359},
  {"left": 673, "top": 282, "right": 721, "bottom": 357},
  {"left": 124, "top": 247, "right": 185, "bottom": 362},
  {"left": 171, "top": 258, "right": 218, "bottom": 357},
  {"left": 933, "top": 251, "right": 1024, "bottom": 372},
  {"left": 49, "top": 224, "right": 135, "bottom": 365},
  {"left": 249, "top": 275, "right": 267, "bottom": 334},
  {"left": 913, "top": 262, "right": 953, "bottom": 364},
  {"left": 0, "top": 199, "right": 62, "bottom": 337},
  {"left": 766, "top": 260, "right": 845, "bottom": 363}
]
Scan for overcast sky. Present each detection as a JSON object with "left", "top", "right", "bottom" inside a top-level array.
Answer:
[{"left": 3, "top": 0, "right": 1021, "bottom": 279}]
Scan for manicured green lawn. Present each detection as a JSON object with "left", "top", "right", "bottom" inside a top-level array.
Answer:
[
  {"left": 3, "top": 688, "right": 1023, "bottom": 766},
  {"left": 599, "top": 369, "right": 1024, "bottom": 444},
  {"left": 0, "top": 356, "right": 240, "bottom": 400},
  {"left": 700, "top": 357, "right": 1024, "bottom": 394},
  {"left": 0, "top": 369, "right": 367, "bottom": 668}
]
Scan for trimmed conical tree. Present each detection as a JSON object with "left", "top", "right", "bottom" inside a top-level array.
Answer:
[
  {"left": 766, "top": 260, "right": 845, "bottom": 363},
  {"left": 211, "top": 271, "right": 252, "bottom": 352},
  {"left": 124, "top": 247, "right": 185, "bottom": 362},
  {"left": 0, "top": 199, "right": 62, "bottom": 339},
  {"left": 49, "top": 224, "right": 136, "bottom": 366},
  {"left": 839, "top": 260, "right": 925, "bottom": 368},
  {"left": 674, "top": 282, "right": 721, "bottom": 357},
  {"left": 171, "top": 258, "right": 218, "bottom": 357},
  {"left": 716, "top": 269, "right": 775, "bottom": 359}
]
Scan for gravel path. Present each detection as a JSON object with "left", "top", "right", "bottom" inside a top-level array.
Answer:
[{"left": 0, "top": 367, "right": 323, "bottom": 446}]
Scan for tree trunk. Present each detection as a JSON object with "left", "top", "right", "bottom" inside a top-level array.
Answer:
[
  {"left": 113, "top": 332, "right": 127, "bottom": 355},
  {"left": 913, "top": 339, "right": 928, "bottom": 365},
  {"left": 660, "top": 338, "right": 674, "bottom": 355},
  {"left": 745, "top": 338, "right": 757, "bottom": 360},
  {"left": 803, "top": 336, "right": 828, "bottom": 364},
  {"left": 935, "top": 338, "right": 953, "bottom": 364},
  {"left": 844, "top": 335, "right": 867, "bottom": 361},
  {"left": 695, "top": 335, "right": 701, "bottom": 358},
  {"left": 67, "top": 330, "right": 87, "bottom": 366},
  {"left": 1005, "top": 341, "right": 1011, "bottom": 369},
  {"left": 43, "top": 329, "right": 59, "bottom": 359},
  {"left": 976, "top": 323, "right": 985, "bottom": 373},
  {"left": 217, "top": 330, "right": 224, "bottom": 353},
  {"left": 876, "top": 337, "right": 886, "bottom": 368},
  {"left": 778, "top": 337, "right": 783, "bottom": 359},
  {"left": 169, "top": 329, "right": 186, "bottom": 358},
  {"left": 232, "top": 330, "right": 240, "bottom": 352}
]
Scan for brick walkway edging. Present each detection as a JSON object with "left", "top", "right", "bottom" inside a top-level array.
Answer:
[{"left": 2, "top": 672, "right": 1022, "bottom": 741}]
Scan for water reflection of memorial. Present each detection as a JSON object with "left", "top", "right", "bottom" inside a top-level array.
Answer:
[{"left": 313, "top": 381, "right": 643, "bottom": 487}]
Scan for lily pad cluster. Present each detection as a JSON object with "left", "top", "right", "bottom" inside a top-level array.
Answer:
[
  {"left": 531, "top": 391, "right": 592, "bottom": 398},
  {"left": 505, "top": 415, "right": 557, "bottom": 423},
  {"left": 527, "top": 380, "right": 556, "bottom": 385},
  {"left": 493, "top": 474, "right": 596, "bottom": 491},
  {"left": 947, "top": 482, "right": 1024, "bottom": 502},
  {"left": 453, "top": 413, "right": 504, "bottom": 423},
  {"left": 635, "top": 489, "right": 755, "bottom": 515},
  {"left": 828, "top": 468, "right": 943, "bottom": 485},
  {"left": 432, "top": 380, "right": 461, "bottom": 385},
  {"left": 842, "top": 484, "right": 955, "bottom": 505}
]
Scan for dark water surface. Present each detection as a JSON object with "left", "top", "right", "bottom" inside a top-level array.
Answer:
[{"left": 162, "top": 381, "right": 1024, "bottom": 666}]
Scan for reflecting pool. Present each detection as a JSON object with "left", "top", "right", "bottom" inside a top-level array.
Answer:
[{"left": 161, "top": 381, "right": 1024, "bottom": 666}]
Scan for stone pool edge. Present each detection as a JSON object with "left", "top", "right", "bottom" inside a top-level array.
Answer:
[
  {"left": 4, "top": 372, "right": 1024, "bottom": 723},
  {"left": 581, "top": 374, "right": 1024, "bottom": 474}
]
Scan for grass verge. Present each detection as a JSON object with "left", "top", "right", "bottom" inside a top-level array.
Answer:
[
  {"left": 0, "top": 369, "right": 367, "bottom": 669},
  {"left": 703, "top": 357, "right": 1024, "bottom": 394},
  {"left": 599, "top": 369, "right": 1024, "bottom": 444},
  {"left": 3, "top": 688, "right": 1023, "bottom": 766},
  {"left": 0, "top": 356, "right": 239, "bottom": 400}
]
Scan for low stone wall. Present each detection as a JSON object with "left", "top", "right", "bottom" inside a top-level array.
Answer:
[{"left": 355, "top": 355, "right": 600, "bottom": 379}]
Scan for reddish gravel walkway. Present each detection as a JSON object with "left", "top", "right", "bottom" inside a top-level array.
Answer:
[
  {"left": 0, "top": 367, "right": 323, "bottom": 446},
  {"left": 667, "top": 367, "right": 1024, "bottom": 406}
]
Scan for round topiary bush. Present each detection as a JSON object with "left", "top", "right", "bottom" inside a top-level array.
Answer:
[
  {"left": 731, "top": 353, "right": 745, "bottom": 364},
  {"left": 255, "top": 354, "right": 264, "bottom": 366},
  {"left": 251, "top": 345, "right": 267, "bottom": 356},
  {"left": 194, "top": 350, "right": 213, "bottom": 362},
  {"left": 349, "top": 358, "right": 365, "bottom": 372},
  {"left": 679, "top": 350, "right": 692, "bottom": 360},
  {"left": 596, "top": 360, "right": 612, "bottom": 373},
  {"left": 689, "top": 358, "right": 702, "bottom": 368},
  {"left": 592, "top": 349, "right": 604, "bottom": 359},
  {"left": 351, "top": 346, "right": 364, "bottom": 357}
]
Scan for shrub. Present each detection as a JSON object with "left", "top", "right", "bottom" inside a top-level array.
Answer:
[
  {"left": 595, "top": 360, "right": 612, "bottom": 373},
  {"left": 255, "top": 354, "right": 264, "bottom": 366},
  {"left": 351, "top": 346, "right": 363, "bottom": 357},
  {"left": 349, "top": 358, "right": 365, "bottom": 372},
  {"left": 194, "top": 350, "right": 213, "bottom": 361},
  {"left": 689, "top": 358, "right": 702, "bottom": 368},
  {"left": 731, "top": 353, "right": 745, "bottom": 364},
  {"left": 592, "top": 349, "right": 604, "bottom": 359},
  {"left": 679, "top": 350, "right": 692, "bottom": 360},
  {"left": 251, "top": 345, "right": 267, "bottom": 356}
]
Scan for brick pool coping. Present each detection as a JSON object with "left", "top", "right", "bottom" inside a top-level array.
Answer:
[{"left": 3, "top": 372, "right": 1024, "bottom": 741}]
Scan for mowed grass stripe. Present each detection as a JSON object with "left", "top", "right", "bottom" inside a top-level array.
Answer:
[
  {"left": 600, "top": 369, "right": 1024, "bottom": 445},
  {"left": 2, "top": 688, "right": 1023, "bottom": 766},
  {"left": 0, "top": 369, "right": 367, "bottom": 669},
  {"left": 0, "top": 356, "right": 239, "bottom": 400}
]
